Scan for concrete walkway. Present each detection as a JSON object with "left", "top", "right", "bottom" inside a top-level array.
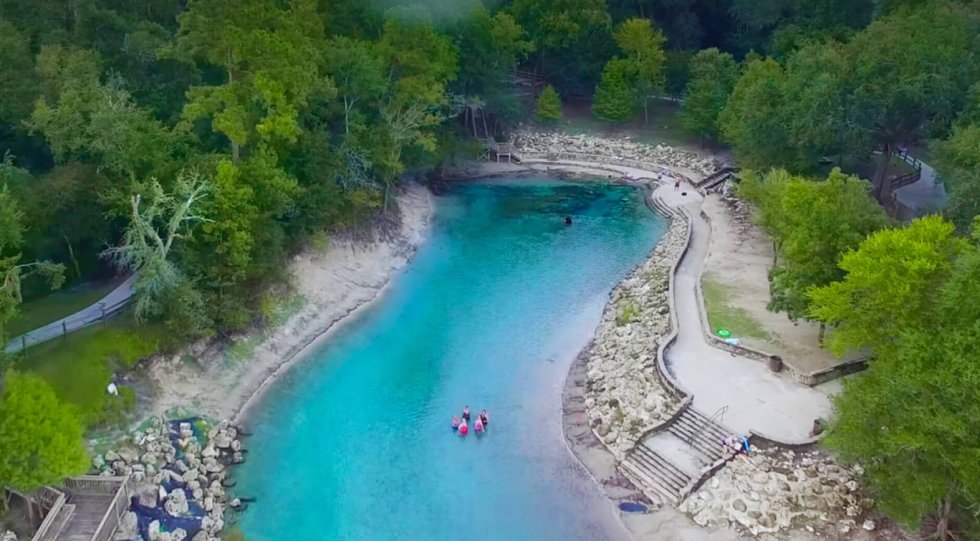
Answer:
[
  {"left": 5, "top": 276, "right": 135, "bottom": 353},
  {"left": 523, "top": 157, "right": 833, "bottom": 442},
  {"left": 894, "top": 155, "right": 946, "bottom": 214},
  {"left": 656, "top": 183, "right": 832, "bottom": 441}
]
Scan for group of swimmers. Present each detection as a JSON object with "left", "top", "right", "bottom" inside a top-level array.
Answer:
[{"left": 451, "top": 406, "right": 489, "bottom": 436}]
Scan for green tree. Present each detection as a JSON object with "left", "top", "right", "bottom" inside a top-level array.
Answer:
[
  {"left": 719, "top": 57, "right": 796, "bottom": 169},
  {"left": 740, "top": 168, "right": 888, "bottom": 326},
  {"left": 103, "top": 170, "right": 211, "bottom": 322},
  {"left": 592, "top": 58, "right": 636, "bottom": 122},
  {"left": 613, "top": 18, "right": 666, "bottom": 123},
  {"left": 934, "top": 123, "right": 980, "bottom": 231},
  {"left": 324, "top": 37, "right": 386, "bottom": 137},
  {"left": 842, "top": 3, "right": 980, "bottom": 202},
  {"left": 808, "top": 215, "right": 966, "bottom": 358},
  {"left": 535, "top": 85, "right": 562, "bottom": 121},
  {"left": 681, "top": 48, "right": 738, "bottom": 140},
  {"left": 0, "top": 21, "right": 37, "bottom": 128},
  {"left": 0, "top": 162, "right": 65, "bottom": 351},
  {"left": 0, "top": 371, "right": 89, "bottom": 491},
  {"left": 826, "top": 230, "right": 980, "bottom": 539},
  {"left": 172, "top": 0, "right": 330, "bottom": 161}
]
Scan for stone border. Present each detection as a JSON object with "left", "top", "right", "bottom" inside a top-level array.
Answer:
[
  {"left": 748, "top": 429, "right": 823, "bottom": 450},
  {"left": 694, "top": 209, "right": 870, "bottom": 387},
  {"left": 653, "top": 204, "right": 694, "bottom": 399}
]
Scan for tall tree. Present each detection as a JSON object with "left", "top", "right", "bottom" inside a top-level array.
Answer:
[
  {"left": 680, "top": 47, "right": 738, "bottom": 140},
  {"left": 808, "top": 215, "right": 966, "bottom": 358},
  {"left": 592, "top": 58, "right": 636, "bottom": 122},
  {"left": 171, "top": 0, "right": 330, "bottom": 161},
  {"left": 739, "top": 168, "right": 888, "bottom": 326},
  {"left": 826, "top": 228, "right": 980, "bottom": 540},
  {"left": 841, "top": 3, "right": 980, "bottom": 202},
  {"left": 719, "top": 57, "right": 796, "bottom": 169},
  {"left": 934, "top": 123, "right": 980, "bottom": 232},
  {"left": 103, "top": 170, "right": 210, "bottom": 322},
  {"left": 0, "top": 371, "right": 89, "bottom": 491},
  {"left": 612, "top": 17, "right": 666, "bottom": 123}
]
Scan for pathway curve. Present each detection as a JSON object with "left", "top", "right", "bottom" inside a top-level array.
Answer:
[
  {"left": 522, "top": 158, "right": 832, "bottom": 442},
  {"left": 893, "top": 154, "right": 946, "bottom": 214},
  {"left": 5, "top": 276, "right": 134, "bottom": 353},
  {"left": 655, "top": 183, "right": 832, "bottom": 441}
]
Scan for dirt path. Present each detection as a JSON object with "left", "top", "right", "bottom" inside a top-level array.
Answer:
[{"left": 700, "top": 193, "right": 847, "bottom": 374}]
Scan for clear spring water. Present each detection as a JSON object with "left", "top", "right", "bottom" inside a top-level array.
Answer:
[{"left": 236, "top": 177, "right": 666, "bottom": 541}]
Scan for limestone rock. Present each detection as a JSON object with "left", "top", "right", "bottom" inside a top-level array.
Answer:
[
  {"left": 863, "top": 519, "right": 876, "bottom": 531},
  {"left": 164, "top": 489, "right": 189, "bottom": 516}
]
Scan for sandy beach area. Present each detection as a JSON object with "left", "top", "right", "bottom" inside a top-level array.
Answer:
[{"left": 144, "top": 183, "right": 434, "bottom": 423}]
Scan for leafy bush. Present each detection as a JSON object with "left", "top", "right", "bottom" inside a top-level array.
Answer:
[{"left": 616, "top": 300, "right": 640, "bottom": 326}]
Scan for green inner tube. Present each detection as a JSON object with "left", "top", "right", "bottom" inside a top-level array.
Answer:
[{"left": 717, "top": 329, "right": 731, "bottom": 338}]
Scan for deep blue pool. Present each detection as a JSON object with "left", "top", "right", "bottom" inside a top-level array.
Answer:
[{"left": 235, "top": 177, "right": 665, "bottom": 541}]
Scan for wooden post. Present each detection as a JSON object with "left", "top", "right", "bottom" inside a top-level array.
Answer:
[
  {"left": 22, "top": 335, "right": 27, "bottom": 350},
  {"left": 62, "top": 321, "right": 68, "bottom": 338},
  {"left": 101, "top": 302, "right": 107, "bottom": 325}
]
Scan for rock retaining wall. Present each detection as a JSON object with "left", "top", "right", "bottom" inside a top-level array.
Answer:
[
  {"left": 583, "top": 215, "right": 689, "bottom": 459},
  {"left": 512, "top": 130, "right": 724, "bottom": 178},
  {"left": 95, "top": 419, "right": 245, "bottom": 541}
]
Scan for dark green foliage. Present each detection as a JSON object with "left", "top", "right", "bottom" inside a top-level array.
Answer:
[{"left": 681, "top": 48, "right": 738, "bottom": 139}]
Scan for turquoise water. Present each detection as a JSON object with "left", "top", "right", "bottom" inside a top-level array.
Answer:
[{"left": 236, "top": 177, "right": 665, "bottom": 541}]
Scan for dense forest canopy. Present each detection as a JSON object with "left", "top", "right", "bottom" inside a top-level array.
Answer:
[{"left": 2, "top": 0, "right": 980, "bottom": 536}]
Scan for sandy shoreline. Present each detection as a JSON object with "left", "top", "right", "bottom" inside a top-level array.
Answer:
[{"left": 144, "top": 183, "right": 435, "bottom": 424}]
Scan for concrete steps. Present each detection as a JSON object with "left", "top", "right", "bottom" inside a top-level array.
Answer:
[
  {"left": 622, "top": 444, "right": 693, "bottom": 504},
  {"left": 622, "top": 405, "right": 735, "bottom": 505},
  {"left": 665, "top": 407, "right": 729, "bottom": 464}
]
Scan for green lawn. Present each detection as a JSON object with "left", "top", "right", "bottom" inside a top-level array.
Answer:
[
  {"left": 6, "top": 279, "right": 121, "bottom": 336},
  {"left": 13, "top": 316, "right": 165, "bottom": 428},
  {"left": 701, "top": 273, "right": 772, "bottom": 342}
]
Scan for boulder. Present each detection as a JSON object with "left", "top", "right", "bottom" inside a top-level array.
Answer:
[
  {"left": 115, "top": 511, "right": 139, "bottom": 540},
  {"left": 117, "top": 447, "right": 139, "bottom": 463},
  {"left": 105, "top": 450, "right": 121, "bottom": 462},
  {"left": 148, "top": 520, "right": 162, "bottom": 541},
  {"left": 2, "top": 530, "right": 18, "bottom": 541},
  {"left": 862, "top": 519, "right": 876, "bottom": 531},
  {"left": 212, "top": 431, "right": 233, "bottom": 449},
  {"left": 164, "top": 489, "right": 189, "bottom": 516}
]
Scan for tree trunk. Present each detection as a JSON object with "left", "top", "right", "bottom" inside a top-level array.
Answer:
[
  {"left": 872, "top": 142, "right": 893, "bottom": 203},
  {"left": 63, "top": 234, "right": 81, "bottom": 279},
  {"left": 344, "top": 96, "right": 351, "bottom": 136},
  {"left": 644, "top": 96, "right": 649, "bottom": 125}
]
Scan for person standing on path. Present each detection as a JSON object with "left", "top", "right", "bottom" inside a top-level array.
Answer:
[{"left": 674, "top": 178, "right": 681, "bottom": 191}]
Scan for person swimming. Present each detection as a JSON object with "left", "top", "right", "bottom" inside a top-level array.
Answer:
[
  {"left": 451, "top": 416, "right": 461, "bottom": 431},
  {"left": 474, "top": 418, "right": 484, "bottom": 433},
  {"left": 459, "top": 419, "right": 469, "bottom": 436},
  {"left": 479, "top": 410, "right": 489, "bottom": 428},
  {"left": 462, "top": 406, "right": 471, "bottom": 422},
  {"left": 564, "top": 216, "right": 572, "bottom": 225}
]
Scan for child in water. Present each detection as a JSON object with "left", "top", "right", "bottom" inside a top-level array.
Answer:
[
  {"left": 451, "top": 416, "right": 461, "bottom": 431},
  {"left": 479, "top": 410, "right": 489, "bottom": 428},
  {"left": 459, "top": 419, "right": 469, "bottom": 436},
  {"left": 474, "top": 418, "right": 484, "bottom": 433},
  {"left": 462, "top": 406, "right": 471, "bottom": 422}
]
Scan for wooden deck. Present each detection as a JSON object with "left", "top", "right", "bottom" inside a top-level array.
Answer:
[{"left": 57, "top": 494, "right": 115, "bottom": 541}]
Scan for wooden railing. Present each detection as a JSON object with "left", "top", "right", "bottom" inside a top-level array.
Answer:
[
  {"left": 89, "top": 478, "right": 132, "bottom": 541},
  {"left": 64, "top": 476, "right": 126, "bottom": 496},
  {"left": 31, "top": 488, "right": 66, "bottom": 541}
]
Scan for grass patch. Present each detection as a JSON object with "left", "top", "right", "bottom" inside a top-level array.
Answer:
[
  {"left": 13, "top": 316, "right": 166, "bottom": 428},
  {"left": 7, "top": 279, "right": 120, "bottom": 336},
  {"left": 617, "top": 299, "right": 641, "bottom": 326},
  {"left": 701, "top": 273, "right": 771, "bottom": 342}
]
